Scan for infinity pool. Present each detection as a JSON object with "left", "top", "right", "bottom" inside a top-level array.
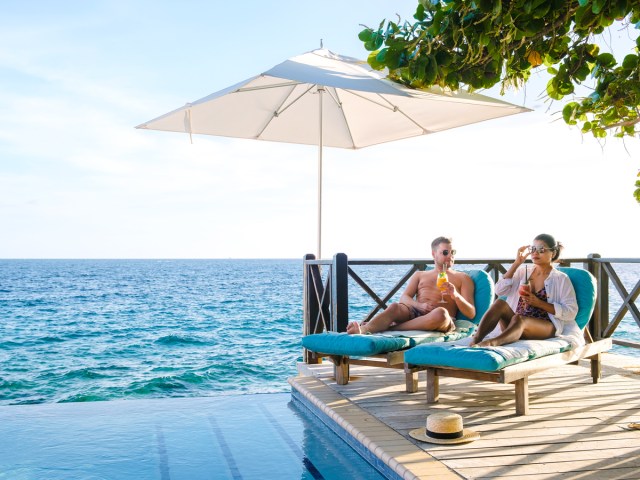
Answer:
[{"left": 0, "top": 392, "right": 387, "bottom": 479}]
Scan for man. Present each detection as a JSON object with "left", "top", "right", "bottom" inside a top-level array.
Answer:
[{"left": 346, "top": 236, "right": 476, "bottom": 334}]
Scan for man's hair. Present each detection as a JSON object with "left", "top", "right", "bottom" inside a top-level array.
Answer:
[{"left": 431, "top": 236, "right": 452, "bottom": 251}]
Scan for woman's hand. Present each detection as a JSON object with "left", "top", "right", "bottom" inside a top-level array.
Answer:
[
  {"left": 515, "top": 245, "right": 530, "bottom": 265},
  {"left": 520, "top": 291, "right": 542, "bottom": 308}
]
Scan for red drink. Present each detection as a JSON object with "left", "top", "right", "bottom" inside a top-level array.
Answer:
[{"left": 518, "top": 282, "right": 531, "bottom": 297}]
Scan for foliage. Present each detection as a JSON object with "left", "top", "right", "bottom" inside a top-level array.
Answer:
[{"left": 359, "top": 0, "right": 640, "bottom": 201}]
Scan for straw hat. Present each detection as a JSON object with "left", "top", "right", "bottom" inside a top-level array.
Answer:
[{"left": 409, "top": 412, "right": 479, "bottom": 444}]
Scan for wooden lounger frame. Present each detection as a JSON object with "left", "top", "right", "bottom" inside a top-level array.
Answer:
[
  {"left": 405, "top": 332, "right": 612, "bottom": 415},
  {"left": 322, "top": 350, "right": 420, "bottom": 392}
]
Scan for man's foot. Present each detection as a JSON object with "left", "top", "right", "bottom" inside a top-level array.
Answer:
[{"left": 347, "top": 321, "right": 368, "bottom": 335}]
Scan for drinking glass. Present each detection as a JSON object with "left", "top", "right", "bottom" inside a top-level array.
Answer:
[
  {"left": 518, "top": 281, "right": 531, "bottom": 298},
  {"left": 437, "top": 267, "right": 448, "bottom": 303}
]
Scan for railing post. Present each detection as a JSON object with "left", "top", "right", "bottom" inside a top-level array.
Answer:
[
  {"left": 303, "top": 254, "right": 322, "bottom": 363},
  {"left": 331, "top": 253, "right": 349, "bottom": 332},
  {"left": 587, "top": 254, "right": 607, "bottom": 340}
]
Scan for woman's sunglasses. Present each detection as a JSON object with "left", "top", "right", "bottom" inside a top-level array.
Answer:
[{"left": 529, "top": 245, "right": 554, "bottom": 254}]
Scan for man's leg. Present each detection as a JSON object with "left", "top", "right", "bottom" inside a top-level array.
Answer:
[
  {"left": 346, "top": 302, "right": 412, "bottom": 334},
  {"left": 389, "top": 307, "right": 453, "bottom": 332}
]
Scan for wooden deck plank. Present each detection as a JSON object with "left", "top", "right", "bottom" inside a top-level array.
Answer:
[{"left": 297, "top": 353, "right": 640, "bottom": 480}]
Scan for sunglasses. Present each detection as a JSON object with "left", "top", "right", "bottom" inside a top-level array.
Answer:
[
  {"left": 529, "top": 245, "right": 554, "bottom": 254},
  {"left": 441, "top": 249, "right": 456, "bottom": 256}
]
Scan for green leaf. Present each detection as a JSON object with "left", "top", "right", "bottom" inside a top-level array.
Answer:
[
  {"left": 425, "top": 55, "right": 438, "bottom": 84},
  {"left": 575, "top": 64, "right": 591, "bottom": 81},
  {"left": 367, "top": 51, "right": 386, "bottom": 70},
  {"left": 385, "top": 49, "right": 402, "bottom": 70},
  {"left": 563, "top": 102, "right": 579, "bottom": 124},
  {"left": 596, "top": 53, "right": 616, "bottom": 68},
  {"left": 592, "top": 0, "right": 606, "bottom": 14},
  {"left": 358, "top": 29, "right": 372, "bottom": 42},
  {"left": 414, "top": 4, "right": 426, "bottom": 21},
  {"left": 546, "top": 78, "right": 563, "bottom": 100},
  {"left": 622, "top": 54, "right": 639, "bottom": 70},
  {"left": 578, "top": 0, "right": 589, "bottom": 6},
  {"left": 493, "top": 0, "right": 502, "bottom": 17}
]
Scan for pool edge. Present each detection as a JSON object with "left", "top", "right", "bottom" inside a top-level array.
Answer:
[{"left": 288, "top": 375, "right": 456, "bottom": 480}]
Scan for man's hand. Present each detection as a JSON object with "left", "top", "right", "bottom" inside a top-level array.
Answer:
[
  {"left": 418, "top": 301, "right": 435, "bottom": 313},
  {"left": 442, "top": 281, "right": 456, "bottom": 299}
]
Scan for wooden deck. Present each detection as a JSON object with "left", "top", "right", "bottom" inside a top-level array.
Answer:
[{"left": 291, "top": 353, "right": 640, "bottom": 479}]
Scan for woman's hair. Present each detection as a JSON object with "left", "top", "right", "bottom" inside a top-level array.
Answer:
[{"left": 534, "top": 233, "right": 564, "bottom": 262}]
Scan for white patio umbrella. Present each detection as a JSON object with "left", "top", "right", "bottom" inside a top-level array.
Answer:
[{"left": 136, "top": 48, "right": 530, "bottom": 258}]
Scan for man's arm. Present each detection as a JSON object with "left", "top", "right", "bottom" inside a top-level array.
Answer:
[
  {"left": 398, "top": 272, "right": 421, "bottom": 307},
  {"left": 452, "top": 274, "right": 476, "bottom": 319}
]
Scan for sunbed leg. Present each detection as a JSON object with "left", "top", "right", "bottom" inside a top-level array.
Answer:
[
  {"left": 515, "top": 378, "right": 529, "bottom": 416},
  {"left": 426, "top": 368, "right": 439, "bottom": 403},
  {"left": 591, "top": 354, "right": 602, "bottom": 383},
  {"left": 332, "top": 356, "right": 349, "bottom": 385},
  {"left": 405, "top": 369, "right": 418, "bottom": 393}
]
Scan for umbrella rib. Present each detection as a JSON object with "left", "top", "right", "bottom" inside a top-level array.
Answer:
[
  {"left": 326, "top": 88, "right": 357, "bottom": 149},
  {"left": 255, "top": 83, "right": 317, "bottom": 139},
  {"left": 343, "top": 90, "right": 434, "bottom": 134},
  {"left": 235, "top": 80, "right": 303, "bottom": 93}
]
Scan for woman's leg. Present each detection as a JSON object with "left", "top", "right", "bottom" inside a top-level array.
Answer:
[
  {"left": 475, "top": 315, "right": 556, "bottom": 347},
  {"left": 469, "top": 299, "right": 514, "bottom": 346}
]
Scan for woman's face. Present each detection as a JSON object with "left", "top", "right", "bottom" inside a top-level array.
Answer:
[{"left": 529, "top": 240, "right": 554, "bottom": 264}]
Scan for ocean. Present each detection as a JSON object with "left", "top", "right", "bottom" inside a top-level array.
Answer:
[{"left": 1, "top": 259, "right": 638, "bottom": 406}]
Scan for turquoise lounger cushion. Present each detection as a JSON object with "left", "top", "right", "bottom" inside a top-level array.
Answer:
[
  {"left": 458, "top": 269, "right": 494, "bottom": 323},
  {"left": 557, "top": 267, "right": 596, "bottom": 330},
  {"left": 302, "top": 320, "right": 477, "bottom": 357},
  {"left": 404, "top": 338, "right": 572, "bottom": 371},
  {"left": 302, "top": 332, "right": 410, "bottom": 356}
]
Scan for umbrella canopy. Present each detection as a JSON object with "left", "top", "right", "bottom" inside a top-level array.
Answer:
[{"left": 136, "top": 48, "right": 530, "bottom": 257}]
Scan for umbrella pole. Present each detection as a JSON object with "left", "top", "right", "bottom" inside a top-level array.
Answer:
[{"left": 317, "top": 87, "right": 323, "bottom": 260}]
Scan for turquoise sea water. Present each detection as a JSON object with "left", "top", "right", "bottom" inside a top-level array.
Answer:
[{"left": 1, "top": 259, "right": 638, "bottom": 406}]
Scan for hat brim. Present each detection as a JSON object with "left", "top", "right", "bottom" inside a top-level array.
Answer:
[{"left": 409, "top": 428, "right": 479, "bottom": 445}]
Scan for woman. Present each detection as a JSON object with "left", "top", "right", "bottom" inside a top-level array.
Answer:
[{"left": 470, "top": 233, "right": 579, "bottom": 347}]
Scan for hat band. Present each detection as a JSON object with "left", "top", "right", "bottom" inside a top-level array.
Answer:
[{"left": 426, "top": 429, "right": 463, "bottom": 440}]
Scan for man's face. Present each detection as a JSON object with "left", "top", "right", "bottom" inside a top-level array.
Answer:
[{"left": 433, "top": 243, "right": 456, "bottom": 268}]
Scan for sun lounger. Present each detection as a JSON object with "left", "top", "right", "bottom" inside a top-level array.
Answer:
[
  {"left": 403, "top": 267, "right": 612, "bottom": 415},
  {"left": 302, "top": 269, "right": 494, "bottom": 392}
]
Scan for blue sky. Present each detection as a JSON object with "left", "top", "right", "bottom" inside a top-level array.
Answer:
[{"left": 1, "top": 1, "right": 638, "bottom": 259}]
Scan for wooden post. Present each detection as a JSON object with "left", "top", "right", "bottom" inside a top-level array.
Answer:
[
  {"left": 587, "top": 254, "right": 607, "bottom": 340},
  {"left": 303, "top": 254, "right": 322, "bottom": 364},
  {"left": 405, "top": 369, "right": 419, "bottom": 393},
  {"left": 331, "top": 253, "right": 349, "bottom": 332},
  {"left": 426, "top": 368, "right": 439, "bottom": 403},
  {"left": 515, "top": 378, "right": 529, "bottom": 415},
  {"left": 332, "top": 356, "right": 349, "bottom": 385}
]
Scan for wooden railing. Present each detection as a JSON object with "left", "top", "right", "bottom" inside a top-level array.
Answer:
[{"left": 302, "top": 254, "right": 640, "bottom": 362}]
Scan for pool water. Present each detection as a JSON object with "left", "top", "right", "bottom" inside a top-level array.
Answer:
[{"left": 0, "top": 392, "right": 387, "bottom": 479}]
